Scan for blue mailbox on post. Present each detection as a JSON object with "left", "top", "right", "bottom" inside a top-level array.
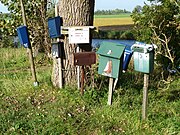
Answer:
[
  {"left": 48, "top": 16, "right": 61, "bottom": 38},
  {"left": 17, "top": 25, "right": 31, "bottom": 48}
]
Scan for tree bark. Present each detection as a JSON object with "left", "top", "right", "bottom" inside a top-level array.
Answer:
[{"left": 52, "top": 0, "right": 95, "bottom": 87}]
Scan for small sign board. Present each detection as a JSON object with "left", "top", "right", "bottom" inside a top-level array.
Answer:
[{"left": 69, "top": 27, "right": 90, "bottom": 44}]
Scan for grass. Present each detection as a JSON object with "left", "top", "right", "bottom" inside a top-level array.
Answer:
[
  {"left": 94, "top": 14, "right": 131, "bottom": 18},
  {"left": 0, "top": 48, "right": 179, "bottom": 134},
  {"left": 93, "top": 14, "right": 133, "bottom": 27}
]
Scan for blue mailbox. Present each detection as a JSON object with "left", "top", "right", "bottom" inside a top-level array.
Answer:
[
  {"left": 123, "top": 49, "right": 133, "bottom": 71},
  {"left": 48, "top": 16, "right": 61, "bottom": 38},
  {"left": 17, "top": 25, "right": 31, "bottom": 48}
]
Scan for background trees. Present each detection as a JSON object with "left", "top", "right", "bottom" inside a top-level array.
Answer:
[
  {"left": 131, "top": 0, "right": 180, "bottom": 72},
  {"left": 0, "top": 0, "right": 55, "bottom": 54},
  {"left": 94, "top": 9, "right": 130, "bottom": 15}
]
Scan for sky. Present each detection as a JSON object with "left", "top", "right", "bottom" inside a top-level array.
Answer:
[
  {"left": 0, "top": 0, "right": 150, "bottom": 13},
  {"left": 95, "top": 0, "right": 150, "bottom": 11}
]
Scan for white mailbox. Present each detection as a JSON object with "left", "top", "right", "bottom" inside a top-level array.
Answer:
[{"left": 69, "top": 27, "right": 90, "bottom": 44}]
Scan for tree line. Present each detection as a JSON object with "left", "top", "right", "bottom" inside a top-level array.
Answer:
[{"left": 94, "top": 8, "right": 131, "bottom": 15}]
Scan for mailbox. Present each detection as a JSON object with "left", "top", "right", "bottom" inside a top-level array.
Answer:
[
  {"left": 73, "top": 52, "right": 96, "bottom": 66},
  {"left": 52, "top": 43, "right": 60, "bottom": 58},
  {"left": 97, "top": 41, "right": 125, "bottom": 78},
  {"left": 69, "top": 27, "right": 90, "bottom": 44},
  {"left": 123, "top": 49, "right": 133, "bottom": 71},
  {"left": 17, "top": 25, "right": 30, "bottom": 48},
  {"left": 51, "top": 42, "right": 65, "bottom": 58},
  {"left": 48, "top": 16, "right": 61, "bottom": 38},
  {"left": 131, "top": 43, "right": 155, "bottom": 73}
]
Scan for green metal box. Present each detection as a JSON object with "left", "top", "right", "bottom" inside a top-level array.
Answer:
[
  {"left": 96, "top": 41, "right": 125, "bottom": 78},
  {"left": 131, "top": 43, "right": 155, "bottom": 73}
]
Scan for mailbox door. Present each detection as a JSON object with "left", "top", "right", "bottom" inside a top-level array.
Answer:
[
  {"left": 17, "top": 26, "right": 30, "bottom": 48},
  {"left": 98, "top": 56, "right": 120, "bottom": 78},
  {"left": 48, "top": 16, "right": 61, "bottom": 38},
  {"left": 52, "top": 44, "right": 60, "bottom": 58},
  {"left": 134, "top": 52, "right": 154, "bottom": 73},
  {"left": 73, "top": 52, "right": 96, "bottom": 66},
  {"left": 51, "top": 42, "right": 65, "bottom": 58}
]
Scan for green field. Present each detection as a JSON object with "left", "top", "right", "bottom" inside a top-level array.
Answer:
[
  {"left": 0, "top": 48, "right": 179, "bottom": 134},
  {"left": 94, "top": 13, "right": 131, "bottom": 18}
]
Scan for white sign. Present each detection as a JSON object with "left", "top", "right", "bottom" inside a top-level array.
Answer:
[{"left": 69, "top": 27, "right": 90, "bottom": 44}]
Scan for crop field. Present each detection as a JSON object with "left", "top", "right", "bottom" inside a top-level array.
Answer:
[
  {"left": 94, "top": 14, "right": 131, "bottom": 18},
  {"left": 94, "top": 14, "right": 133, "bottom": 27}
]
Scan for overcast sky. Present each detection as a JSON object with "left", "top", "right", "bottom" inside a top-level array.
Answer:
[{"left": 0, "top": 0, "right": 150, "bottom": 13}]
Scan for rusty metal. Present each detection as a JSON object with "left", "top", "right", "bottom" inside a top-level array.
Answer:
[{"left": 73, "top": 52, "right": 96, "bottom": 66}]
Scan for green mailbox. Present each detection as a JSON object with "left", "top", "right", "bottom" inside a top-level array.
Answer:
[
  {"left": 131, "top": 43, "right": 155, "bottom": 73},
  {"left": 97, "top": 41, "right": 125, "bottom": 78}
]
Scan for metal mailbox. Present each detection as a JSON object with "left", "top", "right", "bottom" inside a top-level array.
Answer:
[
  {"left": 51, "top": 42, "right": 65, "bottom": 58},
  {"left": 52, "top": 43, "right": 60, "bottom": 58},
  {"left": 48, "top": 16, "right": 61, "bottom": 38},
  {"left": 131, "top": 43, "right": 155, "bottom": 73},
  {"left": 73, "top": 52, "right": 96, "bottom": 66},
  {"left": 123, "top": 49, "right": 133, "bottom": 71},
  {"left": 97, "top": 41, "right": 125, "bottom": 78},
  {"left": 69, "top": 27, "right": 90, "bottom": 44},
  {"left": 17, "top": 25, "right": 30, "bottom": 48}
]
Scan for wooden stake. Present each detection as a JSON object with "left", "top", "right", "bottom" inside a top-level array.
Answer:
[
  {"left": 20, "top": 0, "right": 38, "bottom": 86},
  {"left": 58, "top": 55, "right": 63, "bottom": 88},
  {"left": 77, "top": 46, "right": 80, "bottom": 89},
  {"left": 142, "top": 74, "right": 149, "bottom": 120},
  {"left": 81, "top": 65, "right": 85, "bottom": 95},
  {"left": 108, "top": 78, "right": 114, "bottom": 105},
  {"left": 113, "top": 78, "right": 118, "bottom": 91},
  {"left": 55, "top": 5, "right": 63, "bottom": 88}
]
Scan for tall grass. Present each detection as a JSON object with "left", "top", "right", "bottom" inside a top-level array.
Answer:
[
  {"left": 0, "top": 48, "right": 179, "bottom": 134},
  {"left": 0, "top": 48, "right": 28, "bottom": 70}
]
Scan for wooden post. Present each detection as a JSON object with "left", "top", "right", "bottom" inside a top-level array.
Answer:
[
  {"left": 81, "top": 65, "right": 85, "bottom": 95},
  {"left": 55, "top": 5, "right": 63, "bottom": 88},
  {"left": 113, "top": 78, "right": 118, "bottom": 91},
  {"left": 77, "top": 46, "right": 80, "bottom": 89},
  {"left": 142, "top": 74, "right": 149, "bottom": 120},
  {"left": 57, "top": 44, "right": 63, "bottom": 88},
  {"left": 108, "top": 78, "right": 114, "bottom": 105},
  {"left": 20, "top": 0, "right": 38, "bottom": 86}
]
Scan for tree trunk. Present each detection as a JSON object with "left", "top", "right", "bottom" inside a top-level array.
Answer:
[{"left": 52, "top": 0, "right": 95, "bottom": 87}]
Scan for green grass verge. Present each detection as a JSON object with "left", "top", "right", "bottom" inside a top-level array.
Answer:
[
  {"left": 0, "top": 48, "right": 179, "bottom": 134},
  {"left": 94, "top": 14, "right": 131, "bottom": 18}
]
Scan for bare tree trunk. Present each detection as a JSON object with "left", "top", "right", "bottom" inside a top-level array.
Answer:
[{"left": 52, "top": 0, "right": 95, "bottom": 87}]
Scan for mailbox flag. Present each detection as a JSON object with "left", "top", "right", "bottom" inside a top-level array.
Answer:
[{"left": 17, "top": 25, "right": 31, "bottom": 48}]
